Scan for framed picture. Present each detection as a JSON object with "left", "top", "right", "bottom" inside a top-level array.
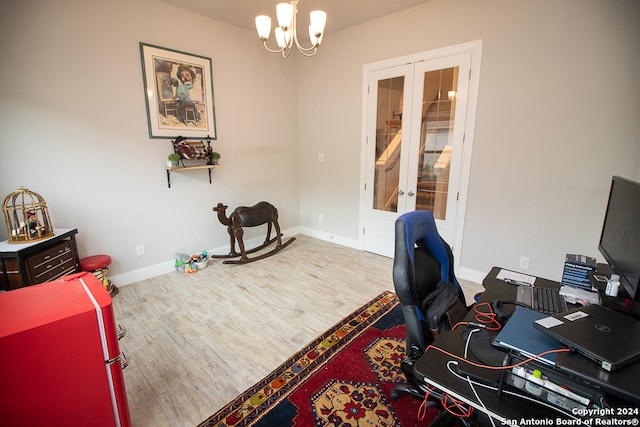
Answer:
[{"left": 140, "top": 42, "right": 217, "bottom": 139}]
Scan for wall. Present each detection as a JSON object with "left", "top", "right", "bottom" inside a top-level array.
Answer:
[
  {"left": 297, "top": 0, "right": 640, "bottom": 281},
  {"left": 0, "top": 0, "right": 300, "bottom": 281},
  {"left": 1, "top": 0, "right": 639, "bottom": 286}
]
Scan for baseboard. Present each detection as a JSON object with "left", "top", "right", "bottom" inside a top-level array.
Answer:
[
  {"left": 111, "top": 226, "right": 487, "bottom": 287},
  {"left": 297, "top": 226, "right": 361, "bottom": 249},
  {"left": 111, "top": 226, "right": 303, "bottom": 287},
  {"left": 457, "top": 266, "right": 487, "bottom": 285}
]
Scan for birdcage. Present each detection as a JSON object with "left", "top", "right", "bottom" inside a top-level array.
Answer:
[{"left": 2, "top": 187, "right": 54, "bottom": 243}]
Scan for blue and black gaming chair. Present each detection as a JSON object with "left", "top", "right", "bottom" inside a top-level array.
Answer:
[{"left": 391, "top": 210, "right": 468, "bottom": 402}]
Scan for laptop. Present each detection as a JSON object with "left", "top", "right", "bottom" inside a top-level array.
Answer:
[
  {"left": 533, "top": 304, "right": 640, "bottom": 371},
  {"left": 492, "top": 306, "right": 567, "bottom": 366},
  {"left": 515, "top": 286, "right": 568, "bottom": 315}
]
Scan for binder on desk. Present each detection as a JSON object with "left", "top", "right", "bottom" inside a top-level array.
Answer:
[{"left": 493, "top": 306, "right": 568, "bottom": 365}]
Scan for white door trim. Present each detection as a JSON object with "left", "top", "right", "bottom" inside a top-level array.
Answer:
[{"left": 358, "top": 39, "right": 483, "bottom": 275}]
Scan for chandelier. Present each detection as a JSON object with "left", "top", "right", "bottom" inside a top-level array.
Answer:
[{"left": 255, "top": 0, "right": 327, "bottom": 58}]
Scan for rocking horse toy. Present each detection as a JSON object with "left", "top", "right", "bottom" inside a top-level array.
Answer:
[{"left": 212, "top": 201, "right": 295, "bottom": 264}]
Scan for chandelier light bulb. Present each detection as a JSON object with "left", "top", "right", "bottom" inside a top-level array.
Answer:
[
  {"left": 255, "top": 15, "right": 272, "bottom": 40},
  {"left": 276, "top": 2, "right": 293, "bottom": 30},
  {"left": 275, "top": 27, "right": 287, "bottom": 49},
  {"left": 309, "top": 10, "right": 326, "bottom": 38}
]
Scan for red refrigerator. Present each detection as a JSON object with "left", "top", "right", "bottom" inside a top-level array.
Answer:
[{"left": 0, "top": 272, "right": 131, "bottom": 427}]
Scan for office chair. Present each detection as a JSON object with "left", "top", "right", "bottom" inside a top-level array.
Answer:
[{"left": 391, "top": 210, "right": 471, "bottom": 425}]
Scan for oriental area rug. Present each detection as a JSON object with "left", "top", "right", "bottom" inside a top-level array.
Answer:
[{"left": 198, "top": 291, "right": 439, "bottom": 427}]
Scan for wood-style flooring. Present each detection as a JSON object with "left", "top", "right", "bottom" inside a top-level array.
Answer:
[{"left": 112, "top": 234, "right": 483, "bottom": 427}]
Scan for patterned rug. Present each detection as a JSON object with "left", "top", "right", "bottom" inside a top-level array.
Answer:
[{"left": 198, "top": 291, "right": 438, "bottom": 427}]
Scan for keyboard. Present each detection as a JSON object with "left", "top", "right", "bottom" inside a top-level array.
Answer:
[{"left": 532, "top": 287, "right": 568, "bottom": 315}]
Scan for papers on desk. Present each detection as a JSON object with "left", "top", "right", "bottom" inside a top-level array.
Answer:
[
  {"left": 559, "top": 285, "right": 601, "bottom": 305},
  {"left": 496, "top": 269, "right": 537, "bottom": 287}
]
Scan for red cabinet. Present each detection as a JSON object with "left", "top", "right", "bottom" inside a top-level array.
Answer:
[{"left": 0, "top": 273, "right": 131, "bottom": 427}]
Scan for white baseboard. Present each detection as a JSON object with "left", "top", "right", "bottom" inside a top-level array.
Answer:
[
  {"left": 111, "top": 226, "right": 488, "bottom": 287},
  {"left": 457, "top": 266, "right": 488, "bottom": 285},
  {"left": 296, "top": 226, "right": 361, "bottom": 249},
  {"left": 111, "top": 226, "right": 303, "bottom": 286}
]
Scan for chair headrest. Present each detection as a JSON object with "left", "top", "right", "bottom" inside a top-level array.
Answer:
[{"left": 396, "top": 210, "right": 451, "bottom": 285}]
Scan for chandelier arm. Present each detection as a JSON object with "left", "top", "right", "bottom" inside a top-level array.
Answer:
[
  {"left": 290, "top": 8, "right": 319, "bottom": 54},
  {"left": 296, "top": 45, "right": 318, "bottom": 57},
  {"left": 261, "top": 40, "right": 286, "bottom": 54},
  {"left": 293, "top": 37, "right": 320, "bottom": 52}
]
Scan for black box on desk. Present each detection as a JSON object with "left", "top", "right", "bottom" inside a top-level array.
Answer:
[{"left": 561, "top": 254, "right": 596, "bottom": 290}]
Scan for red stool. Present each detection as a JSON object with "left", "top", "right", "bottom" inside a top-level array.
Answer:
[{"left": 80, "top": 254, "right": 118, "bottom": 296}]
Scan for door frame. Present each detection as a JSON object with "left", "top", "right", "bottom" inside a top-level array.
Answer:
[{"left": 358, "top": 40, "right": 483, "bottom": 273}]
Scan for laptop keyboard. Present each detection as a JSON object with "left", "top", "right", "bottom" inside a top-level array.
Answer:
[{"left": 532, "top": 287, "right": 568, "bottom": 315}]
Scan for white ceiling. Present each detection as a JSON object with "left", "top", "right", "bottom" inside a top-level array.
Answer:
[{"left": 156, "top": 0, "right": 432, "bottom": 33}]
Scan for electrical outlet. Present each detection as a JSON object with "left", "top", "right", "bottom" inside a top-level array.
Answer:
[
  {"left": 519, "top": 256, "right": 530, "bottom": 270},
  {"left": 136, "top": 244, "right": 145, "bottom": 257},
  {"left": 317, "top": 153, "right": 325, "bottom": 162},
  {"left": 318, "top": 214, "right": 324, "bottom": 223}
]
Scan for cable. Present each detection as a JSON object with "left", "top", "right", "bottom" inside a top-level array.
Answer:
[
  {"left": 463, "top": 327, "right": 477, "bottom": 359},
  {"left": 452, "top": 301, "right": 502, "bottom": 331},
  {"left": 417, "top": 385, "right": 435, "bottom": 421},
  {"left": 445, "top": 360, "right": 589, "bottom": 425},
  {"left": 462, "top": 329, "right": 496, "bottom": 427},
  {"left": 426, "top": 343, "right": 571, "bottom": 371}
]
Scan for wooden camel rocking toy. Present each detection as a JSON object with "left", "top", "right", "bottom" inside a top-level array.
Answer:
[{"left": 212, "top": 201, "right": 295, "bottom": 264}]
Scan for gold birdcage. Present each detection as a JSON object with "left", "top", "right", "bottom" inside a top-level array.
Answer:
[{"left": 2, "top": 187, "right": 54, "bottom": 243}]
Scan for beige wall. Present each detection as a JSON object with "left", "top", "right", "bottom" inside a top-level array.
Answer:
[
  {"left": 0, "top": 0, "right": 300, "bottom": 278},
  {"left": 297, "top": 0, "right": 640, "bottom": 281},
  {"left": 1, "top": 0, "right": 639, "bottom": 284}
]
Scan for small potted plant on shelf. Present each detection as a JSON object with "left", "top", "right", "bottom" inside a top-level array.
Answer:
[
  {"left": 210, "top": 152, "right": 221, "bottom": 165},
  {"left": 167, "top": 153, "right": 180, "bottom": 168}
]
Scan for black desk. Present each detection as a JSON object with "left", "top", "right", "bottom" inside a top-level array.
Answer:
[{"left": 413, "top": 267, "right": 640, "bottom": 425}]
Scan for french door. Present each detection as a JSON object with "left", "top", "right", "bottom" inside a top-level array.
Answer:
[{"left": 362, "top": 44, "right": 480, "bottom": 260}]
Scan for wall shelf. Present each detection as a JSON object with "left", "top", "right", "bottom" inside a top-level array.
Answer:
[{"left": 165, "top": 164, "right": 222, "bottom": 188}]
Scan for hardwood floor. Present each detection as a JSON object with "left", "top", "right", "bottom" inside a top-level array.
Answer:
[{"left": 112, "top": 235, "right": 483, "bottom": 427}]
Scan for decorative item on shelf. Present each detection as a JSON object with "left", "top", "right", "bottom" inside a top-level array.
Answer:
[
  {"left": 165, "top": 135, "right": 220, "bottom": 188},
  {"left": 2, "top": 187, "right": 55, "bottom": 244},
  {"left": 255, "top": 0, "right": 327, "bottom": 58},
  {"left": 210, "top": 152, "right": 221, "bottom": 165},
  {"left": 167, "top": 153, "right": 180, "bottom": 168},
  {"left": 171, "top": 135, "right": 213, "bottom": 164}
]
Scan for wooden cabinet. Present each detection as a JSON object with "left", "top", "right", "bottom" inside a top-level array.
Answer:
[{"left": 0, "top": 228, "right": 79, "bottom": 291}]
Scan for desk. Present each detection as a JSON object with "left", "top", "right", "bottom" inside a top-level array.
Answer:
[{"left": 413, "top": 267, "right": 639, "bottom": 425}]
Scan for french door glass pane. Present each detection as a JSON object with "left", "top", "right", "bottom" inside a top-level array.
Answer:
[
  {"left": 373, "top": 76, "right": 404, "bottom": 212},
  {"left": 416, "top": 67, "right": 458, "bottom": 220}
]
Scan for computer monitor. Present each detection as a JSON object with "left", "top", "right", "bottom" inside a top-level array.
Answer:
[{"left": 598, "top": 176, "right": 640, "bottom": 301}]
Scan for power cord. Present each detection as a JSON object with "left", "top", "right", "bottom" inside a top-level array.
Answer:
[
  {"left": 446, "top": 360, "right": 589, "bottom": 425},
  {"left": 452, "top": 301, "right": 502, "bottom": 331}
]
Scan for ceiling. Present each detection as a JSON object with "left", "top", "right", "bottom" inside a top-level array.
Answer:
[{"left": 156, "top": 0, "right": 432, "bottom": 33}]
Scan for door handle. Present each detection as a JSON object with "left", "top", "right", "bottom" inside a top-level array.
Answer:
[
  {"left": 408, "top": 191, "right": 415, "bottom": 196},
  {"left": 398, "top": 190, "right": 405, "bottom": 196}
]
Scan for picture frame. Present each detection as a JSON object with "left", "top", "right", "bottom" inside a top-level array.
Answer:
[{"left": 140, "top": 42, "right": 217, "bottom": 139}]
